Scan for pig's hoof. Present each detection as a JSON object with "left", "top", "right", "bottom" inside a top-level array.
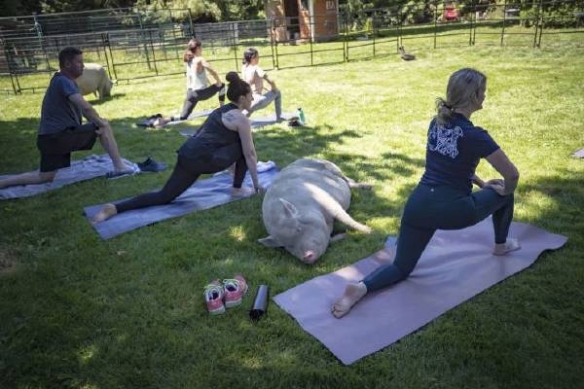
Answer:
[
  {"left": 354, "top": 182, "right": 373, "bottom": 190},
  {"left": 359, "top": 225, "right": 372, "bottom": 234}
]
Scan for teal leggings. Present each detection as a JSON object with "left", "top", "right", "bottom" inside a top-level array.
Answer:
[{"left": 363, "top": 184, "right": 514, "bottom": 292}]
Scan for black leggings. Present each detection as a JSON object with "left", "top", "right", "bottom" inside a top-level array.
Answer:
[
  {"left": 115, "top": 151, "right": 247, "bottom": 214},
  {"left": 178, "top": 84, "right": 225, "bottom": 120}
]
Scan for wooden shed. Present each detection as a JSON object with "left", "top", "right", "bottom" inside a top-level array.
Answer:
[{"left": 266, "top": 0, "right": 339, "bottom": 43}]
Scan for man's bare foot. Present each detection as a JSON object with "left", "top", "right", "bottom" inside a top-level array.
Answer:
[
  {"left": 112, "top": 162, "right": 136, "bottom": 173},
  {"left": 493, "top": 238, "right": 521, "bottom": 256},
  {"left": 92, "top": 203, "right": 118, "bottom": 223},
  {"left": 331, "top": 281, "right": 368, "bottom": 319}
]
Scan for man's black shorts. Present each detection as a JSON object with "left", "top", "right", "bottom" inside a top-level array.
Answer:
[{"left": 37, "top": 123, "right": 98, "bottom": 172}]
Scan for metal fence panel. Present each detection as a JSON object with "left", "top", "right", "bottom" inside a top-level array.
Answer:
[{"left": 1, "top": 1, "right": 582, "bottom": 94}]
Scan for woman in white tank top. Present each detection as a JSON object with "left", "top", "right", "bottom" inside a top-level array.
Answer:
[{"left": 154, "top": 38, "right": 226, "bottom": 127}]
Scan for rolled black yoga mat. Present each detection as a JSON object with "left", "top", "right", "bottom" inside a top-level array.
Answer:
[{"left": 249, "top": 285, "right": 270, "bottom": 321}]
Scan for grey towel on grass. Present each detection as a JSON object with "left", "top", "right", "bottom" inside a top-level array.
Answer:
[
  {"left": 161, "top": 109, "right": 214, "bottom": 126},
  {"left": 0, "top": 155, "right": 138, "bottom": 200}
]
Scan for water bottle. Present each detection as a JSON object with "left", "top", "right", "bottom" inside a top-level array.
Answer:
[{"left": 297, "top": 108, "right": 306, "bottom": 125}]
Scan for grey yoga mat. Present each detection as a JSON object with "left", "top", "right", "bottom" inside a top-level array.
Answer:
[
  {"left": 137, "top": 110, "right": 214, "bottom": 128},
  {"left": 161, "top": 109, "right": 214, "bottom": 126},
  {"left": 0, "top": 155, "right": 138, "bottom": 200},
  {"left": 84, "top": 161, "right": 279, "bottom": 240},
  {"left": 273, "top": 218, "right": 568, "bottom": 365}
]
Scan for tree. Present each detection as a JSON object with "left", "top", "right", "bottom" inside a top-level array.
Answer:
[
  {"left": 0, "top": 0, "right": 42, "bottom": 17},
  {"left": 40, "top": 0, "right": 134, "bottom": 13}
]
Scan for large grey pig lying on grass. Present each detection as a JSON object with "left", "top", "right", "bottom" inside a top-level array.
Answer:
[
  {"left": 259, "top": 158, "right": 372, "bottom": 264},
  {"left": 75, "top": 63, "right": 113, "bottom": 100}
]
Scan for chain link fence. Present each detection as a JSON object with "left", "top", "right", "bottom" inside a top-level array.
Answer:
[{"left": 1, "top": 0, "right": 582, "bottom": 94}]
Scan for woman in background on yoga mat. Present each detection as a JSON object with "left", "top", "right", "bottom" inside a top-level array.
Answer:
[
  {"left": 153, "top": 38, "right": 226, "bottom": 127},
  {"left": 332, "top": 68, "right": 521, "bottom": 318},
  {"left": 241, "top": 47, "right": 283, "bottom": 121},
  {"left": 92, "top": 72, "right": 263, "bottom": 223}
]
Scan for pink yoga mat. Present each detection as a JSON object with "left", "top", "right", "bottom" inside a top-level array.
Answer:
[{"left": 273, "top": 218, "right": 568, "bottom": 365}]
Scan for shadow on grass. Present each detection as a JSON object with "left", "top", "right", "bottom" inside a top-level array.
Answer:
[
  {"left": 253, "top": 123, "right": 362, "bottom": 164},
  {"left": 6, "top": 113, "right": 583, "bottom": 389},
  {"left": 517, "top": 167, "right": 583, "bottom": 239},
  {"left": 0, "top": 113, "right": 422, "bottom": 247},
  {"left": 86, "top": 93, "right": 127, "bottom": 106}
]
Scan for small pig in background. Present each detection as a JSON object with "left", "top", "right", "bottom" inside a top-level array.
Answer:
[
  {"left": 259, "top": 158, "right": 372, "bottom": 264},
  {"left": 75, "top": 63, "right": 114, "bottom": 100}
]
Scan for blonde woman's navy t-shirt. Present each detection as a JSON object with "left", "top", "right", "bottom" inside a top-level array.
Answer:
[{"left": 420, "top": 113, "right": 499, "bottom": 194}]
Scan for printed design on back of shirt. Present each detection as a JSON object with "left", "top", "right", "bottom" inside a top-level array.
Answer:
[{"left": 428, "top": 123, "right": 464, "bottom": 158}]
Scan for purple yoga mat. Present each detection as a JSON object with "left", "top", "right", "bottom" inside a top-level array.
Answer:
[{"left": 273, "top": 218, "right": 568, "bottom": 365}]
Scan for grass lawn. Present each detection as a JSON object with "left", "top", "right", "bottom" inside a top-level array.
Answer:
[{"left": 0, "top": 42, "right": 583, "bottom": 389}]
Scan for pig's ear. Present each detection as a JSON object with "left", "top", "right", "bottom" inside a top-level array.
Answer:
[
  {"left": 279, "top": 198, "right": 298, "bottom": 218},
  {"left": 258, "top": 236, "right": 282, "bottom": 248}
]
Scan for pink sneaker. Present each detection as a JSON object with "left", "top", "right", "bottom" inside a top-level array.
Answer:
[
  {"left": 204, "top": 280, "right": 225, "bottom": 315},
  {"left": 223, "top": 275, "right": 248, "bottom": 308}
]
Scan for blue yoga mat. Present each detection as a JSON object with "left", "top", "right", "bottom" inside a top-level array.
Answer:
[
  {"left": 84, "top": 161, "right": 279, "bottom": 240},
  {"left": 0, "top": 155, "right": 139, "bottom": 200}
]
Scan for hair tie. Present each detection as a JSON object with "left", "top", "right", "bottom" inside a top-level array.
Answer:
[{"left": 441, "top": 102, "right": 453, "bottom": 113}]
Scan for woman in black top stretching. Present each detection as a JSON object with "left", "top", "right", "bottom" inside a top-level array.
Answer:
[{"left": 92, "top": 72, "right": 262, "bottom": 223}]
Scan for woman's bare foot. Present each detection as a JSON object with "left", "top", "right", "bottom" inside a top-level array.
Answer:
[
  {"left": 92, "top": 203, "right": 118, "bottom": 223},
  {"left": 493, "top": 238, "right": 521, "bottom": 256},
  {"left": 331, "top": 281, "right": 368, "bottom": 319},
  {"left": 153, "top": 117, "right": 171, "bottom": 128}
]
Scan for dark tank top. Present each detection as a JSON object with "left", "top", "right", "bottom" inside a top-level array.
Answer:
[{"left": 178, "top": 103, "right": 241, "bottom": 160}]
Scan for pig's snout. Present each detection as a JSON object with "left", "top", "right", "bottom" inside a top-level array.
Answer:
[{"left": 302, "top": 250, "right": 317, "bottom": 264}]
